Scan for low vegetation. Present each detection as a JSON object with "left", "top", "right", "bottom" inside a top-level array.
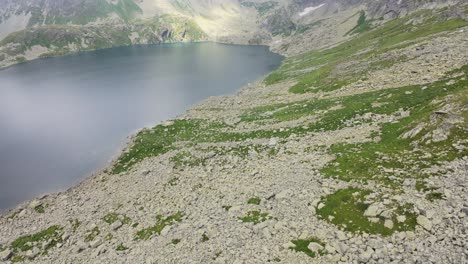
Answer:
[
  {"left": 9, "top": 225, "right": 64, "bottom": 260},
  {"left": 265, "top": 8, "right": 468, "bottom": 94},
  {"left": 84, "top": 227, "right": 100, "bottom": 242},
  {"left": 289, "top": 237, "right": 327, "bottom": 258},
  {"left": 240, "top": 210, "right": 272, "bottom": 224},
  {"left": 135, "top": 212, "right": 183, "bottom": 240},
  {"left": 247, "top": 197, "right": 261, "bottom": 205},
  {"left": 316, "top": 188, "right": 417, "bottom": 236},
  {"left": 103, "top": 212, "right": 132, "bottom": 225}
]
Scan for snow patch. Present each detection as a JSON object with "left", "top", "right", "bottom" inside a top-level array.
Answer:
[{"left": 299, "top": 4, "right": 325, "bottom": 17}]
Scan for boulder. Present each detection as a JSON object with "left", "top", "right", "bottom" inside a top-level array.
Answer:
[
  {"left": 364, "top": 203, "right": 382, "bottom": 217},
  {"left": 307, "top": 242, "right": 324, "bottom": 252},
  {"left": 0, "top": 249, "right": 12, "bottom": 261},
  {"left": 417, "top": 215, "right": 432, "bottom": 231}
]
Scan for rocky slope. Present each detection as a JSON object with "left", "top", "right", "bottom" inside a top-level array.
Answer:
[{"left": 1, "top": 1, "right": 468, "bottom": 264}]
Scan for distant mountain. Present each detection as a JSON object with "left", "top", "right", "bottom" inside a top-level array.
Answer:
[{"left": 0, "top": 0, "right": 465, "bottom": 68}]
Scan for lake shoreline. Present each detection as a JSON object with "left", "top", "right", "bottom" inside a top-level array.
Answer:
[
  {"left": 0, "top": 40, "right": 281, "bottom": 72},
  {"left": 0, "top": 42, "right": 283, "bottom": 212}
]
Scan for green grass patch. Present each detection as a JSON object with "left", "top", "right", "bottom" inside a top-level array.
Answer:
[
  {"left": 240, "top": 210, "right": 272, "bottom": 224},
  {"left": 316, "top": 188, "right": 417, "bottom": 236},
  {"left": 321, "top": 69, "right": 468, "bottom": 186},
  {"left": 247, "top": 197, "right": 261, "bottom": 205},
  {"left": 70, "top": 219, "right": 81, "bottom": 232},
  {"left": 135, "top": 212, "right": 182, "bottom": 240},
  {"left": 346, "top": 11, "right": 372, "bottom": 35},
  {"left": 11, "top": 255, "right": 25, "bottom": 263},
  {"left": 426, "top": 192, "right": 444, "bottom": 202},
  {"left": 103, "top": 213, "right": 132, "bottom": 225},
  {"left": 289, "top": 237, "right": 326, "bottom": 258},
  {"left": 116, "top": 243, "right": 129, "bottom": 251},
  {"left": 84, "top": 227, "right": 100, "bottom": 242},
  {"left": 105, "top": 233, "right": 114, "bottom": 241},
  {"left": 201, "top": 233, "right": 209, "bottom": 242},
  {"left": 10, "top": 225, "right": 63, "bottom": 260}
]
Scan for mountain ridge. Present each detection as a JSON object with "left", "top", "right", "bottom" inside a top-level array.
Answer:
[{"left": 0, "top": 0, "right": 465, "bottom": 69}]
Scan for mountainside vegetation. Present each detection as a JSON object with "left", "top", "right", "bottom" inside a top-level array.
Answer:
[{"left": 0, "top": 0, "right": 467, "bottom": 263}]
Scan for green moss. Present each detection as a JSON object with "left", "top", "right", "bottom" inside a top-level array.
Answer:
[
  {"left": 103, "top": 213, "right": 119, "bottom": 224},
  {"left": 247, "top": 197, "right": 261, "bottom": 205},
  {"left": 316, "top": 188, "right": 417, "bottom": 236},
  {"left": 135, "top": 212, "right": 183, "bottom": 240},
  {"left": 240, "top": 210, "right": 272, "bottom": 224},
  {"left": 426, "top": 192, "right": 444, "bottom": 202},
  {"left": 170, "top": 152, "right": 206, "bottom": 167},
  {"left": 167, "top": 178, "right": 179, "bottom": 186},
  {"left": 105, "top": 233, "right": 114, "bottom": 241},
  {"left": 102, "top": 212, "right": 132, "bottom": 225},
  {"left": 10, "top": 225, "right": 63, "bottom": 257},
  {"left": 70, "top": 219, "right": 81, "bottom": 232},
  {"left": 84, "top": 227, "right": 100, "bottom": 242},
  {"left": 116, "top": 243, "right": 129, "bottom": 251},
  {"left": 11, "top": 255, "right": 25, "bottom": 263},
  {"left": 201, "top": 233, "right": 209, "bottom": 242},
  {"left": 289, "top": 237, "right": 326, "bottom": 258},
  {"left": 171, "top": 239, "right": 181, "bottom": 245},
  {"left": 222, "top": 205, "right": 232, "bottom": 211}
]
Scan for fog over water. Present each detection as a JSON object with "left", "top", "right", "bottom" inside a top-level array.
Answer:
[{"left": 0, "top": 42, "right": 283, "bottom": 210}]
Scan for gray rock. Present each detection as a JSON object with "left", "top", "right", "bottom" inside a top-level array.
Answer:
[
  {"left": 364, "top": 203, "right": 382, "bottom": 217},
  {"left": 0, "top": 249, "right": 12, "bottom": 261},
  {"left": 111, "top": 220, "right": 123, "bottom": 231},
  {"left": 89, "top": 238, "right": 102, "bottom": 248},
  {"left": 417, "top": 215, "right": 432, "bottom": 231},
  {"left": 161, "top": 121, "right": 174, "bottom": 127},
  {"left": 276, "top": 190, "right": 290, "bottom": 200},
  {"left": 325, "top": 244, "right": 337, "bottom": 253},
  {"left": 140, "top": 169, "right": 151, "bottom": 176},
  {"left": 384, "top": 219, "right": 394, "bottom": 229},
  {"left": 461, "top": 207, "right": 468, "bottom": 216},
  {"left": 24, "top": 248, "right": 40, "bottom": 259},
  {"left": 396, "top": 215, "right": 406, "bottom": 223},
  {"left": 368, "top": 239, "right": 384, "bottom": 249},
  {"left": 74, "top": 241, "right": 88, "bottom": 253},
  {"left": 28, "top": 200, "right": 42, "bottom": 209},
  {"left": 359, "top": 247, "right": 374, "bottom": 263},
  {"left": 336, "top": 231, "right": 347, "bottom": 241},
  {"left": 206, "top": 151, "right": 217, "bottom": 159},
  {"left": 268, "top": 137, "right": 279, "bottom": 147},
  {"left": 307, "top": 242, "right": 324, "bottom": 252},
  {"left": 160, "top": 225, "right": 172, "bottom": 236}
]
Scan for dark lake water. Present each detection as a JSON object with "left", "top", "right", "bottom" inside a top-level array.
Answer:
[{"left": 0, "top": 42, "right": 283, "bottom": 210}]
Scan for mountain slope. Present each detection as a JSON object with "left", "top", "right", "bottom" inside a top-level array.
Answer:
[{"left": 0, "top": 1, "right": 468, "bottom": 264}]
